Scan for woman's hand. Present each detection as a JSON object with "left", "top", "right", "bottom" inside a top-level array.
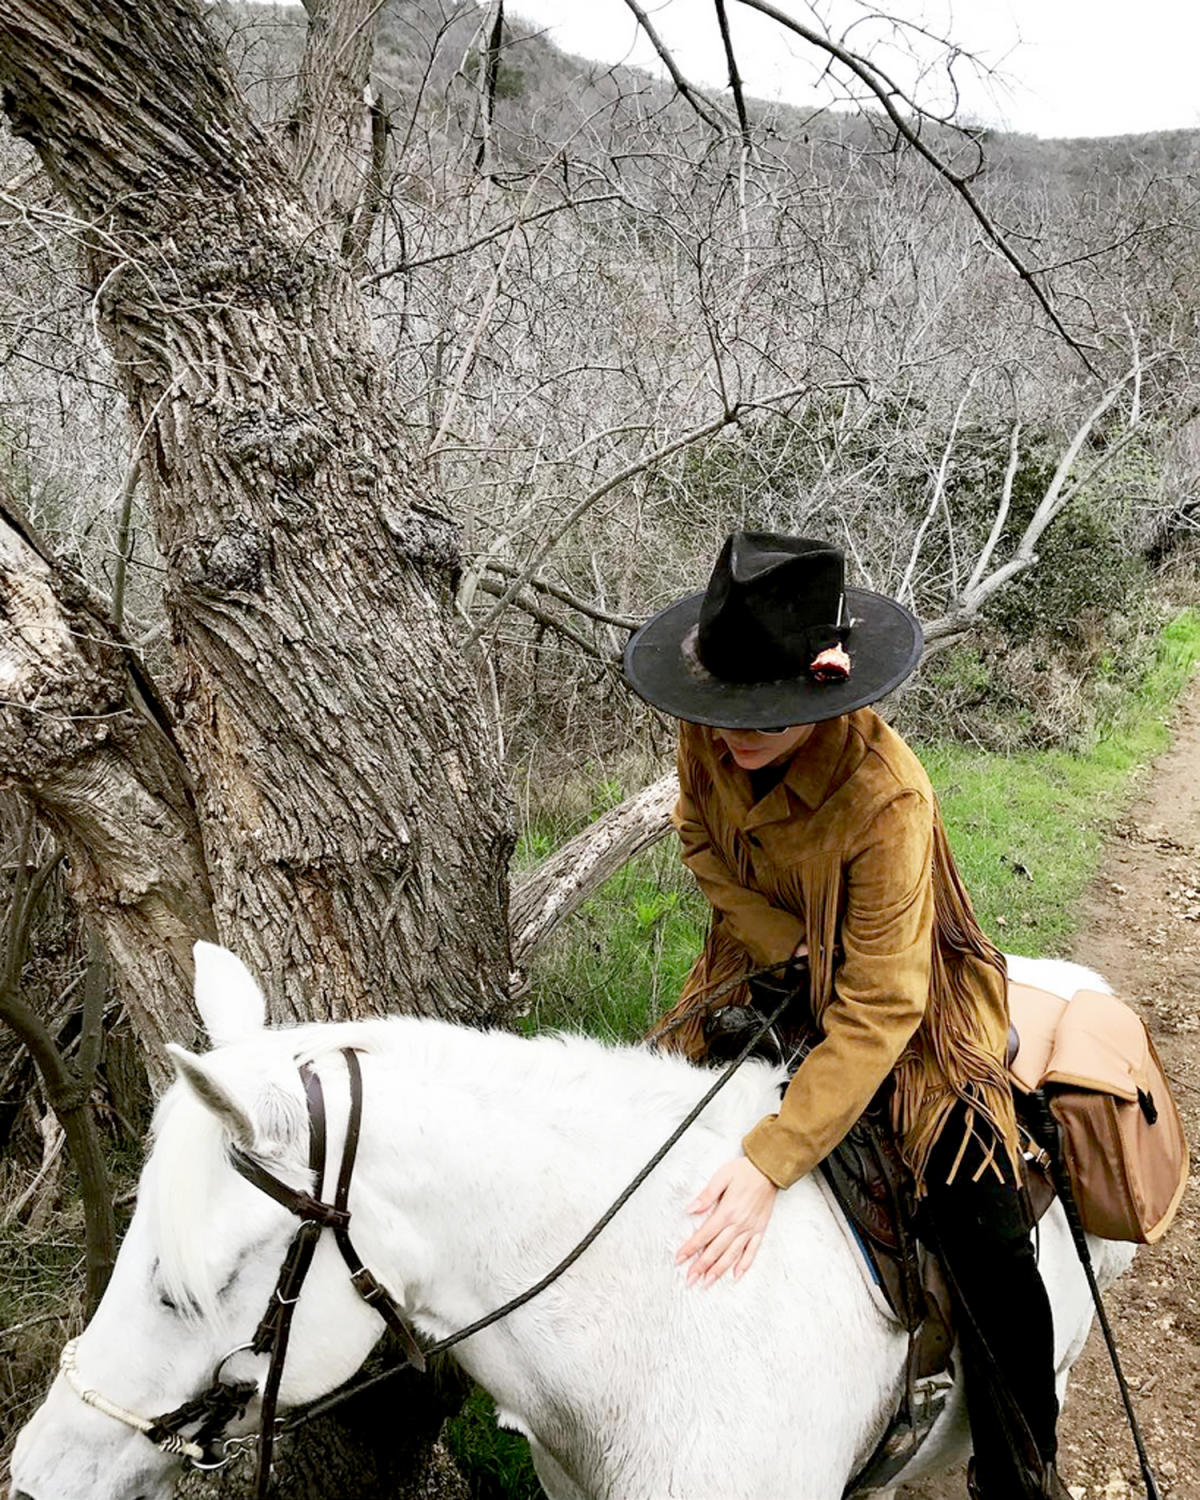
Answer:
[{"left": 676, "top": 1156, "right": 778, "bottom": 1286}]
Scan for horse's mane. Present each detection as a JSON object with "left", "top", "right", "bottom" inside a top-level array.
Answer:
[{"left": 145, "top": 1017, "right": 783, "bottom": 1325}]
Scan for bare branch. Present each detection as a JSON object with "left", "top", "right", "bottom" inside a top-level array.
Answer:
[
  {"left": 367, "top": 193, "right": 625, "bottom": 284},
  {"left": 713, "top": 0, "right": 751, "bottom": 152},
  {"left": 899, "top": 372, "right": 976, "bottom": 603},
  {"left": 481, "top": 559, "right": 640, "bottom": 630},
  {"left": 927, "top": 364, "right": 1153, "bottom": 640},
  {"left": 474, "top": 576, "right": 621, "bottom": 664},
  {"left": 0, "top": 847, "right": 115, "bottom": 1312},
  {"left": 731, "top": 0, "right": 1100, "bottom": 374},
  {"left": 616, "top": 0, "right": 734, "bottom": 134},
  {"left": 466, "top": 382, "right": 836, "bottom": 649},
  {"left": 345, "top": 83, "right": 389, "bottom": 272},
  {"left": 110, "top": 455, "right": 140, "bottom": 632},
  {"left": 966, "top": 420, "right": 1021, "bottom": 593},
  {"left": 474, "top": 0, "right": 504, "bottom": 176}
]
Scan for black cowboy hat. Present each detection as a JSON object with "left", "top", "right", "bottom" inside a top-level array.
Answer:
[{"left": 623, "top": 533, "right": 923, "bottom": 728}]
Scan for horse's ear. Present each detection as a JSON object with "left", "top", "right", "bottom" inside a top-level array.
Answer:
[
  {"left": 166, "top": 1043, "right": 257, "bottom": 1150},
  {"left": 193, "top": 941, "right": 267, "bottom": 1047}
]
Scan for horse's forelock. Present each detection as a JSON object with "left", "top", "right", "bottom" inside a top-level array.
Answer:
[
  {"left": 146, "top": 1058, "right": 311, "bottom": 1328},
  {"left": 147, "top": 1089, "right": 241, "bottom": 1328}
]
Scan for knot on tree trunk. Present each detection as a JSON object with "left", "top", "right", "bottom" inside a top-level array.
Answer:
[
  {"left": 184, "top": 518, "right": 269, "bottom": 594},
  {"left": 380, "top": 504, "right": 460, "bottom": 574},
  {"left": 222, "top": 408, "right": 330, "bottom": 482}
]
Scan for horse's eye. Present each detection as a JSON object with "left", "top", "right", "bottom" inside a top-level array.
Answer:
[{"left": 158, "top": 1291, "right": 179, "bottom": 1313}]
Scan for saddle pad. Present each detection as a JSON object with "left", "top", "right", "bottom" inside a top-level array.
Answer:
[
  {"left": 812, "top": 1171, "right": 897, "bottom": 1325},
  {"left": 1007, "top": 981, "right": 1067, "bottom": 1092}
]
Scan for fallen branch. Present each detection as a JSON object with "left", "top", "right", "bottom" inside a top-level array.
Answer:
[{"left": 509, "top": 772, "right": 677, "bottom": 973}]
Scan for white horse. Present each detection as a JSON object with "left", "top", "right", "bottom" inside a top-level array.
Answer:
[{"left": 10, "top": 945, "right": 1133, "bottom": 1500}]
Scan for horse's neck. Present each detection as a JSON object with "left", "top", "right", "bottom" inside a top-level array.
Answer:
[
  {"left": 328, "top": 1027, "right": 902, "bottom": 1490},
  {"left": 341, "top": 1030, "right": 774, "bottom": 1349}
]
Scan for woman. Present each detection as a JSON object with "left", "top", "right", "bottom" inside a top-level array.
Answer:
[{"left": 623, "top": 533, "right": 1066, "bottom": 1500}]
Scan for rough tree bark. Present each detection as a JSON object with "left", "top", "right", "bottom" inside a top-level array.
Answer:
[
  {"left": 289, "top": 0, "right": 386, "bottom": 260},
  {"left": 0, "top": 0, "right": 515, "bottom": 1034},
  {"left": 0, "top": 497, "right": 212, "bottom": 1074}
]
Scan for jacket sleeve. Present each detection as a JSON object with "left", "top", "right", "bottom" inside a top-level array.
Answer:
[
  {"left": 742, "top": 790, "right": 933, "bottom": 1188},
  {"left": 674, "top": 745, "right": 806, "bottom": 968}
]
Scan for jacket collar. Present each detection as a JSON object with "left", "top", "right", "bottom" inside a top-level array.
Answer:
[
  {"left": 782, "top": 715, "right": 850, "bottom": 809},
  {"left": 711, "top": 715, "right": 850, "bottom": 828}
]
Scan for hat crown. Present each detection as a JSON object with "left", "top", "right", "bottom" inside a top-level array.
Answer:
[{"left": 697, "top": 532, "right": 845, "bottom": 682}]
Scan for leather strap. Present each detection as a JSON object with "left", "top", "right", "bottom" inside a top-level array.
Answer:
[
  {"left": 249, "top": 1063, "right": 330, "bottom": 1498},
  {"left": 230, "top": 1053, "right": 427, "bottom": 1495},
  {"left": 331, "top": 1051, "right": 427, "bottom": 1371}
]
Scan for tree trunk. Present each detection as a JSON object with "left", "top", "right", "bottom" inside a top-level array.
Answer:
[
  {"left": 289, "top": 0, "right": 383, "bottom": 257},
  {"left": 0, "top": 0, "right": 515, "bottom": 1030},
  {"left": 0, "top": 498, "right": 212, "bottom": 1075},
  {"left": 0, "top": 4, "right": 513, "bottom": 1494}
]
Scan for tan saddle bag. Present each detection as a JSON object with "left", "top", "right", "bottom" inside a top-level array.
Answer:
[{"left": 1008, "top": 982, "right": 1189, "bottom": 1244}]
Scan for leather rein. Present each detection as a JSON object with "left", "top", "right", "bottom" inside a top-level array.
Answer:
[{"left": 60, "top": 982, "right": 795, "bottom": 1496}]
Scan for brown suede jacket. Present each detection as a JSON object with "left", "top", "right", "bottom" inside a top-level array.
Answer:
[{"left": 670, "top": 709, "right": 1016, "bottom": 1191}]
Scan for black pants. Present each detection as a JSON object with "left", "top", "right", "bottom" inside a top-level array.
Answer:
[{"left": 917, "top": 1101, "right": 1059, "bottom": 1497}]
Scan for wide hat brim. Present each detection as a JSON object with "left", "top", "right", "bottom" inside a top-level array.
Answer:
[{"left": 623, "top": 585, "right": 923, "bottom": 727}]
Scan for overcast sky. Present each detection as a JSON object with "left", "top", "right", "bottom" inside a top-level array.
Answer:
[{"left": 508, "top": 0, "right": 1200, "bottom": 140}]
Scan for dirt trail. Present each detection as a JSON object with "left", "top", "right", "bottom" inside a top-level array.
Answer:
[{"left": 904, "top": 682, "right": 1200, "bottom": 1500}]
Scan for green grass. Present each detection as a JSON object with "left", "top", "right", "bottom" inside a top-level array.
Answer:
[
  {"left": 921, "top": 607, "right": 1200, "bottom": 957},
  {"left": 518, "top": 842, "right": 709, "bottom": 1044},
  {"left": 445, "top": 1388, "right": 544, "bottom": 1500}
]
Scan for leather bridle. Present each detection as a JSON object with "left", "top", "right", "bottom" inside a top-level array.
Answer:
[
  {"left": 57, "top": 984, "right": 796, "bottom": 1498},
  {"left": 61, "top": 1048, "right": 426, "bottom": 1498}
]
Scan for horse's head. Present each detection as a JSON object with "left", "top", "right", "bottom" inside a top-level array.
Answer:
[{"left": 10, "top": 944, "right": 388, "bottom": 1500}]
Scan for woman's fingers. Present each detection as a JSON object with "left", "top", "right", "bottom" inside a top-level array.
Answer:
[
  {"left": 677, "top": 1157, "right": 778, "bottom": 1283},
  {"left": 704, "top": 1234, "right": 750, "bottom": 1285},
  {"left": 686, "top": 1222, "right": 739, "bottom": 1284},
  {"left": 732, "top": 1232, "right": 763, "bottom": 1281},
  {"left": 676, "top": 1210, "right": 732, "bottom": 1266},
  {"left": 687, "top": 1160, "right": 733, "bottom": 1215}
]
